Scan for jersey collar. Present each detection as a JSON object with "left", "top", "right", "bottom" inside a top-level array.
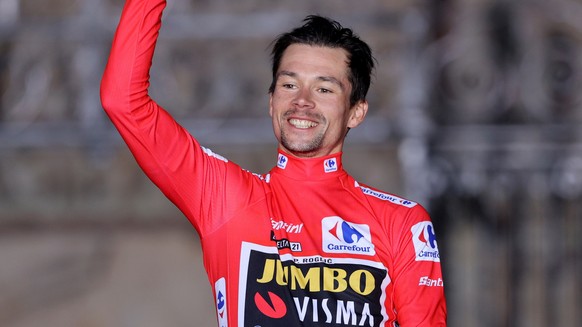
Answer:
[{"left": 272, "top": 150, "right": 345, "bottom": 180}]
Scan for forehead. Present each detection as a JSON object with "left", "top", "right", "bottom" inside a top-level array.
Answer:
[{"left": 278, "top": 44, "right": 350, "bottom": 79}]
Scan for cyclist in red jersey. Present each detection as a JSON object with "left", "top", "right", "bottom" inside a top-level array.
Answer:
[{"left": 101, "top": 0, "right": 447, "bottom": 326}]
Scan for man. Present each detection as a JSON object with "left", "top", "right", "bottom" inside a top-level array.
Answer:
[{"left": 101, "top": 0, "right": 447, "bottom": 326}]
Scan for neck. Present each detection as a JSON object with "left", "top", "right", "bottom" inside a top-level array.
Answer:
[{"left": 278, "top": 144, "right": 343, "bottom": 160}]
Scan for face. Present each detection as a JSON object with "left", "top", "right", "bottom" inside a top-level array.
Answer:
[{"left": 269, "top": 44, "right": 368, "bottom": 158}]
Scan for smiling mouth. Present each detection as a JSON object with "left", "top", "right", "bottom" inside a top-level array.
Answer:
[{"left": 288, "top": 118, "right": 318, "bottom": 129}]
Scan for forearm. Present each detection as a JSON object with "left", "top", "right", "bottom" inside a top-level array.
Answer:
[{"left": 100, "top": 0, "right": 166, "bottom": 114}]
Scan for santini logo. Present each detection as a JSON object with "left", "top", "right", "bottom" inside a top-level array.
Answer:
[
  {"left": 411, "top": 221, "right": 440, "bottom": 262},
  {"left": 419, "top": 276, "right": 444, "bottom": 287},
  {"left": 322, "top": 216, "right": 375, "bottom": 256}
]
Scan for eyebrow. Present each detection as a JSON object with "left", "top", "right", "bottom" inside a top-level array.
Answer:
[{"left": 277, "top": 70, "right": 346, "bottom": 90}]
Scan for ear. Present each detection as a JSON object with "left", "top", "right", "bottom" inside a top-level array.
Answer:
[{"left": 347, "top": 100, "right": 368, "bottom": 129}]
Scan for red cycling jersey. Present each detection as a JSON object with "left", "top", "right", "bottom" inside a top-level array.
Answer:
[{"left": 101, "top": 0, "right": 447, "bottom": 326}]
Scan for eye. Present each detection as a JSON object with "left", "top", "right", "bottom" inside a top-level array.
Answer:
[
  {"left": 318, "top": 88, "right": 332, "bottom": 94},
  {"left": 281, "top": 83, "right": 296, "bottom": 89}
]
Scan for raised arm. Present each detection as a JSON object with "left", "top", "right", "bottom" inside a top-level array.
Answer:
[{"left": 100, "top": 0, "right": 232, "bottom": 234}]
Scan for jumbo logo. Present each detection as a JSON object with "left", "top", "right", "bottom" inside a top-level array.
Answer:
[
  {"left": 242, "top": 249, "right": 388, "bottom": 326},
  {"left": 322, "top": 216, "right": 375, "bottom": 256},
  {"left": 411, "top": 221, "right": 440, "bottom": 262},
  {"left": 256, "top": 259, "right": 376, "bottom": 295}
]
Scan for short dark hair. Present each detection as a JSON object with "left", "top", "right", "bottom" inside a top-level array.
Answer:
[{"left": 269, "top": 15, "right": 375, "bottom": 107}]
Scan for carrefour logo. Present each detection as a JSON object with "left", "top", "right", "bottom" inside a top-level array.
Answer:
[
  {"left": 277, "top": 154, "right": 288, "bottom": 169},
  {"left": 214, "top": 277, "right": 228, "bottom": 327},
  {"left": 322, "top": 216, "right": 375, "bottom": 256},
  {"left": 411, "top": 221, "right": 440, "bottom": 262},
  {"left": 323, "top": 157, "right": 338, "bottom": 173}
]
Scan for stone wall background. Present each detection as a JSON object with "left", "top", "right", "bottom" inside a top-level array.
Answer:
[{"left": 1, "top": 0, "right": 581, "bottom": 326}]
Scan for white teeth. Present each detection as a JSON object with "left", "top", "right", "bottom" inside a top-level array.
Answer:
[{"left": 289, "top": 118, "right": 318, "bottom": 129}]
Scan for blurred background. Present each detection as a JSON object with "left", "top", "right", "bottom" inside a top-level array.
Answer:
[{"left": 1, "top": 0, "right": 581, "bottom": 326}]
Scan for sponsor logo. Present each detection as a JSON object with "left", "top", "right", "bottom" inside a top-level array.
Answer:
[
  {"left": 270, "top": 218, "right": 304, "bottom": 234},
  {"left": 323, "top": 157, "right": 338, "bottom": 173},
  {"left": 270, "top": 231, "right": 302, "bottom": 252},
  {"left": 322, "top": 216, "right": 375, "bottom": 256},
  {"left": 202, "top": 146, "right": 228, "bottom": 162},
  {"left": 243, "top": 169, "right": 266, "bottom": 181},
  {"left": 256, "top": 258, "right": 378, "bottom": 295},
  {"left": 411, "top": 221, "right": 440, "bottom": 262},
  {"left": 277, "top": 154, "right": 288, "bottom": 169},
  {"left": 419, "top": 276, "right": 444, "bottom": 287},
  {"left": 214, "top": 277, "right": 227, "bottom": 327},
  {"left": 240, "top": 246, "right": 389, "bottom": 326},
  {"left": 293, "top": 297, "right": 375, "bottom": 325},
  {"left": 255, "top": 291, "right": 287, "bottom": 319},
  {"left": 360, "top": 186, "right": 416, "bottom": 208}
]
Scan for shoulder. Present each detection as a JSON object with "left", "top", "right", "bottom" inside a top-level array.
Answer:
[
  {"left": 201, "top": 146, "right": 268, "bottom": 186},
  {"left": 355, "top": 181, "right": 431, "bottom": 232}
]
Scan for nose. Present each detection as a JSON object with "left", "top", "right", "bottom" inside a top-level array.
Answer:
[{"left": 292, "top": 87, "right": 315, "bottom": 109}]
